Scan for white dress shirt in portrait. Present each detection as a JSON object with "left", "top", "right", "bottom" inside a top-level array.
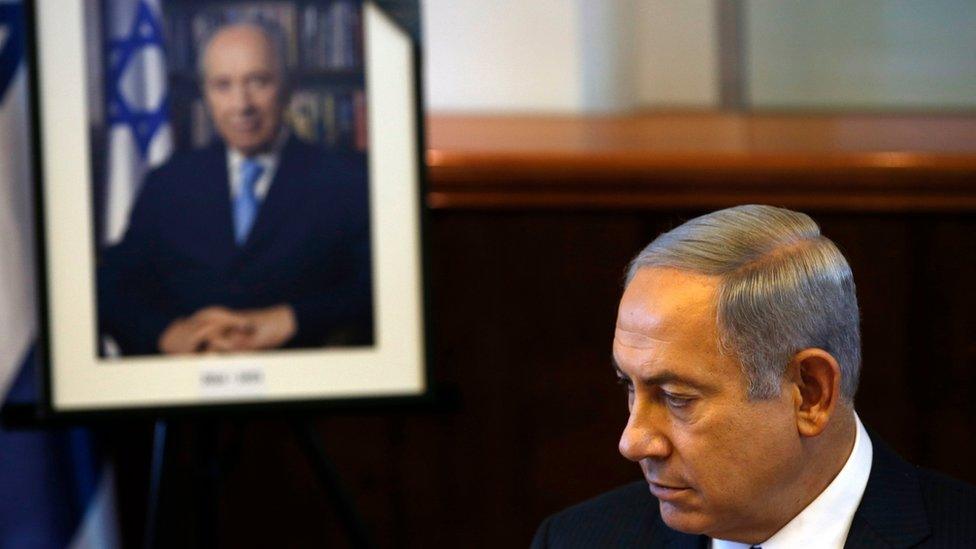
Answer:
[{"left": 226, "top": 129, "right": 289, "bottom": 201}]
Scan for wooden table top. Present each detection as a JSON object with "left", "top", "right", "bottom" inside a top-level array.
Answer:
[{"left": 424, "top": 113, "right": 976, "bottom": 212}]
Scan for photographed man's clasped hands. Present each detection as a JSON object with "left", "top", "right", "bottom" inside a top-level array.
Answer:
[{"left": 158, "top": 304, "right": 297, "bottom": 354}]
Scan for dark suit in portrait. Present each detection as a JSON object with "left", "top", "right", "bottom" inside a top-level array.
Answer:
[
  {"left": 97, "top": 136, "right": 372, "bottom": 355},
  {"left": 532, "top": 431, "right": 976, "bottom": 548}
]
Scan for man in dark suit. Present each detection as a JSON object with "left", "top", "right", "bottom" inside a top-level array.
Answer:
[
  {"left": 98, "top": 22, "right": 372, "bottom": 356},
  {"left": 533, "top": 205, "right": 976, "bottom": 548}
]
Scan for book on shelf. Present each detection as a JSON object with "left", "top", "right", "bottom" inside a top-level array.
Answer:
[
  {"left": 285, "top": 88, "right": 367, "bottom": 150},
  {"left": 300, "top": 1, "right": 363, "bottom": 71},
  {"left": 164, "top": 1, "right": 362, "bottom": 74},
  {"left": 190, "top": 100, "right": 214, "bottom": 149},
  {"left": 353, "top": 89, "right": 367, "bottom": 151}
]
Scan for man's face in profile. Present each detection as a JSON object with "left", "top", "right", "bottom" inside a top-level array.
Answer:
[
  {"left": 202, "top": 25, "right": 284, "bottom": 156},
  {"left": 613, "top": 268, "right": 804, "bottom": 540}
]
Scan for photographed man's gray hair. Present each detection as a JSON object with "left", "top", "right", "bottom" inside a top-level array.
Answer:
[
  {"left": 196, "top": 18, "right": 292, "bottom": 90},
  {"left": 626, "top": 205, "right": 861, "bottom": 400}
]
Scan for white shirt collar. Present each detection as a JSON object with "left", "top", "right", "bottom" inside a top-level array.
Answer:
[
  {"left": 226, "top": 128, "right": 289, "bottom": 201},
  {"left": 712, "top": 414, "right": 873, "bottom": 549}
]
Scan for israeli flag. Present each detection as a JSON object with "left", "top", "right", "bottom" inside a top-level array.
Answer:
[
  {"left": 1, "top": 1, "right": 120, "bottom": 546},
  {"left": 103, "top": 0, "right": 172, "bottom": 245},
  {"left": 0, "top": 1, "right": 32, "bottom": 372}
]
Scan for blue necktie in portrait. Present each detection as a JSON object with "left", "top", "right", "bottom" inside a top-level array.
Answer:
[{"left": 234, "top": 159, "right": 264, "bottom": 245}]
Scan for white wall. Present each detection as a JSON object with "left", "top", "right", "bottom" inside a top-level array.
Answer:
[
  {"left": 421, "top": 0, "right": 718, "bottom": 113},
  {"left": 421, "top": 0, "right": 582, "bottom": 113},
  {"left": 747, "top": 0, "right": 976, "bottom": 109},
  {"left": 422, "top": 0, "right": 976, "bottom": 113},
  {"left": 633, "top": 0, "right": 719, "bottom": 108}
]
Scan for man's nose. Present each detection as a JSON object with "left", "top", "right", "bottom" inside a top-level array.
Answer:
[
  {"left": 229, "top": 84, "right": 254, "bottom": 111},
  {"left": 618, "top": 404, "right": 671, "bottom": 462}
]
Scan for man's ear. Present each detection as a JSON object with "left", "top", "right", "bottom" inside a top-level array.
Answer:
[{"left": 786, "top": 348, "right": 842, "bottom": 437}]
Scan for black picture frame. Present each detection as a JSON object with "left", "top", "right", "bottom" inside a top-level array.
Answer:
[{"left": 24, "top": 0, "right": 431, "bottom": 420}]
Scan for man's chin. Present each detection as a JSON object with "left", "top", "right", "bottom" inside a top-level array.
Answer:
[
  {"left": 658, "top": 501, "right": 712, "bottom": 535},
  {"left": 222, "top": 131, "right": 276, "bottom": 156}
]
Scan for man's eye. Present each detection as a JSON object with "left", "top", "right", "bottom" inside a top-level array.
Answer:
[
  {"left": 615, "top": 376, "right": 634, "bottom": 392},
  {"left": 663, "top": 393, "right": 694, "bottom": 409}
]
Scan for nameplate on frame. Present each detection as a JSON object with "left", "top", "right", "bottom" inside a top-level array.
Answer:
[{"left": 199, "top": 365, "right": 267, "bottom": 400}]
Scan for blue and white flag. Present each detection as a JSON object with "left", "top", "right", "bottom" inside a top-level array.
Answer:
[
  {"left": 1, "top": 1, "right": 120, "bottom": 546},
  {"left": 0, "top": 0, "right": 33, "bottom": 379},
  {"left": 103, "top": 0, "right": 172, "bottom": 245}
]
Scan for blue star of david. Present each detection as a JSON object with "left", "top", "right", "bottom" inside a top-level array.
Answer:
[
  {"left": 0, "top": 2, "right": 25, "bottom": 104},
  {"left": 105, "top": 0, "right": 169, "bottom": 158}
]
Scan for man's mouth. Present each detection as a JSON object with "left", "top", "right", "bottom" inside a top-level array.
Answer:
[
  {"left": 647, "top": 481, "right": 690, "bottom": 501},
  {"left": 229, "top": 119, "right": 261, "bottom": 132}
]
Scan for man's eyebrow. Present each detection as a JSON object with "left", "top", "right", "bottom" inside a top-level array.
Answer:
[{"left": 611, "top": 357, "right": 713, "bottom": 392}]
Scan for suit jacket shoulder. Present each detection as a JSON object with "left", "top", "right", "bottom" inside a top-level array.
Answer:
[
  {"left": 265, "top": 136, "right": 366, "bottom": 192},
  {"left": 532, "top": 481, "right": 704, "bottom": 548},
  {"left": 140, "top": 137, "right": 367, "bottom": 192},
  {"left": 846, "top": 431, "right": 976, "bottom": 548},
  {"left": 918, "top": 466, "right": 976, "bottom": 545}
]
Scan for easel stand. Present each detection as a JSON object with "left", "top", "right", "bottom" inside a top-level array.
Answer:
[
  {"left": 142, "top": 420, "right": 167, "bottom": 549},
  {"left": 291, "top": 420, "right": 375, "bottom": 549},
  {"left": 142, "top": 418, "right": 375, "bottom": 549}
]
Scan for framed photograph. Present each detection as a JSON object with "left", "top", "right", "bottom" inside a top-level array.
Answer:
[{"left": 26, "top": 0, "right": 428, "bottom": 416}]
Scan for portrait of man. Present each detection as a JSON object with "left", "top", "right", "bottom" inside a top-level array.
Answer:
[
  {"left": 97, "top": 21, "right": 373, "bottom": 357},
  {"left": 533, "top": 205, "right": 976, "bottom": 547}
]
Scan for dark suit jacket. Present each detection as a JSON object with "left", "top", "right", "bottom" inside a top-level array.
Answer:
[
  {"left": 97, "top": 136, "right": 373, "bottom": 355},
  {"left": 532, "top": 432, "right": 976, "bottom": 548}
]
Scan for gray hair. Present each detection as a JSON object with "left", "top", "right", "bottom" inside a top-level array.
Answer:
[
  {"left": 196, "top": 19, "right": 291, "bottom": 91},
  {"left": 626, "top": 205, "right": 861, "bottom": 401}
]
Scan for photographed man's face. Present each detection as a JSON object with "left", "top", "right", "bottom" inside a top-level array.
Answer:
[
  {"left": 613, "top": 267, "right": 803, "bottom": 540},
  {"left": 202, "top": 25, "right": 284, "bottom": 156}
]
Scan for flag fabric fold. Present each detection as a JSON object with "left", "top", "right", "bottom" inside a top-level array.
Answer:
[
  {"left": 1, "top": 1, "right": 121, "bottom": 547},
  {"left": 103, "top": 0, "right": 173, "bottom": 245}
]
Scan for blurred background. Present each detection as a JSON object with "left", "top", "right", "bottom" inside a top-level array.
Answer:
[
  {"left": 3, "top": 0, "right": 976, "bottom": 547},
  {"left": 425, "top": 0, "right": 976, "bottom": 112}
]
